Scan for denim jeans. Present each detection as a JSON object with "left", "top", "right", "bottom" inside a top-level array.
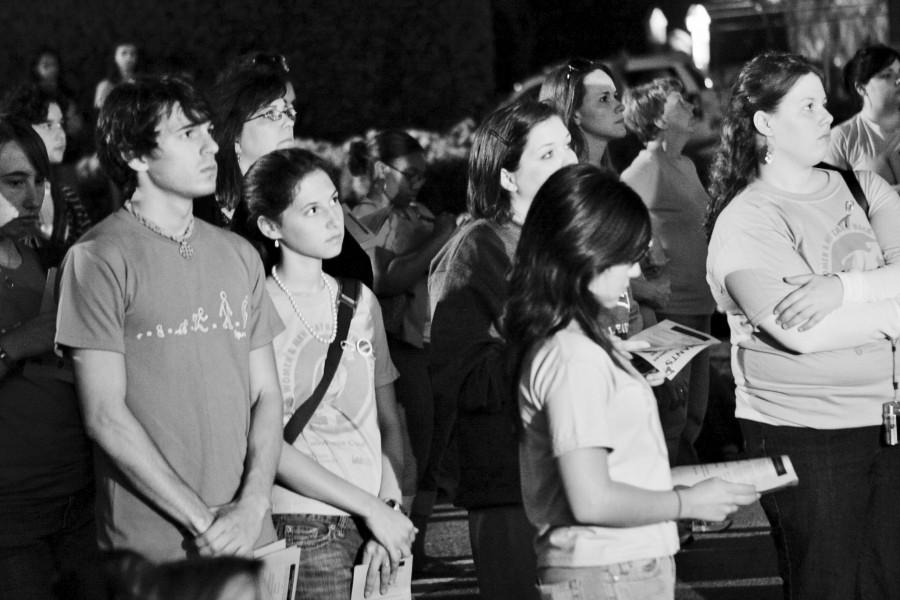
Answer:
[
  {"left": 0, "top": 485, "right": 104, "bottom": 600},
  {"left": 537, "top": 556, "right": 675, "bottom": 600},
  {"left": 273, "top": 513, "right": 365, "bottom": 600},
  {"left": 740, "top": 420, "right": 900, "bottom": 600}
]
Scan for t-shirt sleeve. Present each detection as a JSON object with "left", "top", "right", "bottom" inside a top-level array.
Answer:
[
  {"left": 365, "top": 286, "right": 399, "bottom": 387},
  {"left": 709, "top": 200, "right": 809, "bottom": 326},
  {"left": 859, "top": 170, "right": 900, "bottom": 264},
  {"left": 824, "top": 126, "right": 850, "bottom": 169},
  {"left": 245, "top": 249, "right": 284, "bottom": 350},
  {"left": 530, "top": 335, "right": 617, "bottom": 457},
  {"left": 55, "top": 244, "right": 126, "bottom": 353}
]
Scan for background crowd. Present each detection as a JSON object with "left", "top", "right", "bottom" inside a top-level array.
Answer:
[{"left": 2, "top": 37, "right": 900, "bottom": 600}]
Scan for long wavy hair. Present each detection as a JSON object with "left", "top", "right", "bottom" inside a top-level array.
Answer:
[
  {"left": 706, "top": 52, "right": 821, "bottom": 236},
  {"left": 504, "top": 164, "right": 651, "bottom": 374},
  {"left": 466, "top": 99, "right": 558, "bottom": 223}
]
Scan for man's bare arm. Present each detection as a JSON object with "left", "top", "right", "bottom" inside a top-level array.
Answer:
[{"left": 71, "top": 348, "right": 214, "bottom": 536}]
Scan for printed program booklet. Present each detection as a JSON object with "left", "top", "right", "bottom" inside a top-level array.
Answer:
[
  {"left": 629, "top": 319, "right": 719, "bottom": 380},
  {"left": 253, "top": 539, "right": 301, "bottom": 600},
  {"left": 671, "top": 455, "right": 799, "bottom": 494}
]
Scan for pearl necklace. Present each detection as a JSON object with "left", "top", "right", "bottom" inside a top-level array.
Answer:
[
  {"left": 271, "top": 267, "right": 337, "bottom": 344},
  {"left": 125, "top": 201, "right": 195, "bottom": 259}
]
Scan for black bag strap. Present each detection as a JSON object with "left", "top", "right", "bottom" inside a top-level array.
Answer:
[
  {"left": 817, "top": 162, "right": 870, "bottom": 217},
  {"left": 283, "top": 277, "right": 361, "bottom": 444}
]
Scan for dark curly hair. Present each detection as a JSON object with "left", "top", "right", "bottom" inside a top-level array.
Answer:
[
  {"left": 504, "top": 163, "right": 651, "bottom": 373},
  {"left": 1, "top": 83, "right": 65, "bottom": 124},
  {"left": 706, "top": 52, "right": 821, "bottom": 236}
]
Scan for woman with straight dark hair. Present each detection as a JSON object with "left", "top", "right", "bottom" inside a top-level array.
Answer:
[
  {"left": 825, "top": 44, "right": 900, "bottom": 187},
  {"left": 94, "top": 42, "right": 139, "bottom": 111},
  {"left": 539, "top": 58, "right": 626, "bottom": 169},
  {"left": 429, "top": 99, "right": 576, "bottom": 599},
  {"left": 0, "top": 118, "right": 102, "bottom": 599},
  {"left": 240, "top": 147, "right": 415, "bottom": 600},
  {"left": 508, "top": 164, "right": 755, "bottom": 599},
  {"left": 708, "top": 51, "right": 900, "bottom": 600}
]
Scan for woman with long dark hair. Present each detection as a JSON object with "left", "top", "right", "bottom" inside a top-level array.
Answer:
[
  {"left": 94, "top": 42, "right": 139, "bottom": 111},
  {"left": 507, "top": 163, "right": 755, "bottom": 599},
  {"left": 708, "top": 51, "right": 900, "bottom": 599},
  {"left": 429, "top": 99, "right": 576, "bottom": 599}
]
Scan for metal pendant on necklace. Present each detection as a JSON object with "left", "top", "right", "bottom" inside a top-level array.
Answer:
[{"left": 127, "top": 201, "right": 195, "bottom": 259}]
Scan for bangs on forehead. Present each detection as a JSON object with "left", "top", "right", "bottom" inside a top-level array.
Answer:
[{"left": 159, "top": 98, "right": 212, "bottom": 128}]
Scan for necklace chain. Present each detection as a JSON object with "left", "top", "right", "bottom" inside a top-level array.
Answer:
[
  {"left": 125, "top": 201, "right": 195, "bottom": 259},
  {"left": 271, "top": 267, "right": 338, "bottom": 344}
]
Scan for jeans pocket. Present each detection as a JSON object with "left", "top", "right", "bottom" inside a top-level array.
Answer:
[
  {"left": 536, "top": 579, "right": 587, "bottom": 600},
  {"left": 277, "top": 520, "right": 333, "bottom": 551}
]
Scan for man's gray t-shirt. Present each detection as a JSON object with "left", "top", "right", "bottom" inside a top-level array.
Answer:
[{"left": 56, "top": 209, "right": 283, "bottom": 561}]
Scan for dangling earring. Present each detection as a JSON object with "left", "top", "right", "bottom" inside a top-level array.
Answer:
[
  {"left": 274, "top": 239, "right": 280, "bottom": 248},
  {"left": 763, "top": 141, "right": 774, "bottom": 165}
]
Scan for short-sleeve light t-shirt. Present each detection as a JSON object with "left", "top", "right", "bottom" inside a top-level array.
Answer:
[
  {"left": 707, "top": 170, "right": 900, "bottom": 428},
  {"left": 270, "top": 279, "right": 399, "bottom": 515},
  {"left": 518, "top": 323, "right": 678, "bottom": 568},
  {"left": 55, "top": 209, "right": 283, "bottom": 561},
  {"left": 825, "top": 114, "right": 900, "bottom": 186}
]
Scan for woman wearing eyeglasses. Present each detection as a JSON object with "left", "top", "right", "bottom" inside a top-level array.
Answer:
[
  {"left": 214, "top": 54, "right": 374, "bottom": 287},
  {"left": 825, "top": 44, "right": 900, "bottom": 188},
  {"left": 349, "top": 131, "right": 457, "bottom": 569}
]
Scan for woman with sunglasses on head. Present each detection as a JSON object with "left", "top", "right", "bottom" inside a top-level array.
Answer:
[
  {"left": 348, "top": 130, "right": 457, "bottom": 568},
  {"left": 708, "top": 52, "right": 900, "bottom": 600},
  {"left": 825, "top": 44, "right": 900, "bottom": 188},
  {"left": 239, "top": 147, "right": 415, "bottom": 600},
  {"left": 429, "top": 99, "right": 576, "bottom": 599},
  {"left": 539, "top": 58, "right": 627, "bottom": 171},
  {"left": 507, "top": 164, "right": 756, "bottom": 600},
  {"left": 214, "top": 53, "right": 374, "bottom": 287}
]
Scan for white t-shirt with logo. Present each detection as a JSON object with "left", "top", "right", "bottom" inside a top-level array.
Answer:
[
  {"left": 269, "top": 279, "right": 399, "bottom": 515},
  {"left": 708, "top": 169, "right": 900, "bottom": 428}
]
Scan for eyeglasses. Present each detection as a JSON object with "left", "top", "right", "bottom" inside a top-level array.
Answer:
[
  {"left": 385, "top": 162, "right": 425, "bottom": 185},
  {"left": 245, "top": 104, "right": 297, "bottom": 123}
]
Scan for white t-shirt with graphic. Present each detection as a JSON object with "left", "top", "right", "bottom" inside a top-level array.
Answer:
[
  {"left": 825, "top": 113, "right": 900, "bottom": 186},
  {"left": 708, "top": 169, "right": 900, "bottom": 428},
  {"left": 270, "top": 279, "right": 399, "bottom": 515}
]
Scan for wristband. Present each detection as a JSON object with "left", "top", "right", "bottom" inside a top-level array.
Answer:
[{"left": 0, "top": 345, "right": 18, "bottom": 371}]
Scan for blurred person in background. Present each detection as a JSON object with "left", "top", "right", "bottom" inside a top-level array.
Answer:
[
  {"left": 30, "top": 47, "right": 88, "bottom": 161},
  {"left": 825, "top": 44, "right": 900, "bottom": 188},
  {"left": 429, "top": 99, "right": 576, "bottom": 599},
  {"left": 348, "top": 130, "right": 457, "bottom": 571},
  {"left": 621, "top": 78, "right": 716, "bottom": 467},
  {"left": 3, "top": 83, "right": 94, "bottom": 253},
  {"left": 94, "top": 42, "right": 139, "bottom": 111}
]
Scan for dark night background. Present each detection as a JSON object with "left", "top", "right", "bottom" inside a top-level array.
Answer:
[{"left": 0, "top": 0, "right": 891, "bottom": 139}]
